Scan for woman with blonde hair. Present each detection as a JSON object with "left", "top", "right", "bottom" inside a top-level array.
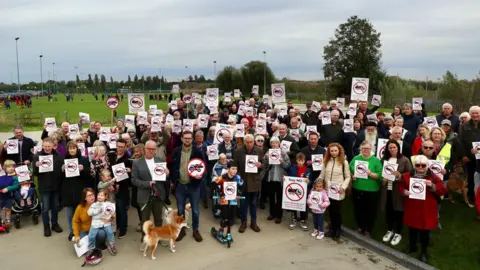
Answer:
[
  {"left": 316, "top": 143, "right": 351, "bottom": 239},
  {"left": 91, "top": 142, "right": 110, "bottom": 191},
  {"left": 411, "top": 124, "right": 430, "bottom": 156}
]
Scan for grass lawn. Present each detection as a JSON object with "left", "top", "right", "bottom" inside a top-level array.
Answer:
[{"left": 339, "top": 192, "right": 480, "bottom": 270}]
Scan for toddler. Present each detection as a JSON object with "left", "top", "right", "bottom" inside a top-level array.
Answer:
[
  {"left": 307, "top": 179, "right": 330, "bottom": 240},
  {"left": 97, "top": 169, "right": 117, "bottom": 232},
  {"left": 0, "top": 160, "right": 19, "bottom": 226},
  {"left": 87, "top": 189, "right": 117, "bottom": 256},
  {"left": 15, "top": 181, "right": 35, "bottom": 207}
]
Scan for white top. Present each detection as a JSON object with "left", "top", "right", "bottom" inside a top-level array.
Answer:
[
  {"left": 145, "top": 157, "right": 155, "bottom": 175},
  {"left": 387, "top": 157, "right": 397, "bottom": 191}
]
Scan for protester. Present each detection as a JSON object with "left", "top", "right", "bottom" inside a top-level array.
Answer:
[
  {"left": 301, "top": 132, "right": 325, "bottom": 181},
  {"left": 436, "top": 103, "right": 460, "bottom": 134},
  {"left": 411, "top": 124, "right": 430, "bottom": 156},
  {"left": 307, "top": 179, "right": 330, "bottom": 240},
  {"left": 459, "top": 112, "right": 470, "bottom": 125},
  {"left": 218, "top": 133, "right": 236, "bottom": 161},
  {"left": 2, "top": 125, "right": 35, "bottom": 165},
  {"left": 287, "top": 152, "right": 311, "bottom": 231},
  {"left": 319, "top": 110, "right": 344, "bottom": 146},
  {"left": 130, "top": 143, "right": 144, "bottom": 232},
  {"left": 278, "top": 124, "right": 300, "bottom": 164},
  {"left": 401, "top": 103, "right": 421, "bottom": 140}
]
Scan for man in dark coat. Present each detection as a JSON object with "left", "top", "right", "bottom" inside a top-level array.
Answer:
[
  {"left": 435, "top": 103, "right": 460, "bottom": 134},
  {"left": 3, "top": 126, "right": 36, "bottom": 165}
]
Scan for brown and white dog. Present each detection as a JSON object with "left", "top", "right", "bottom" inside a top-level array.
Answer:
[
  {"left": 446, "top": 162, "right": 474, "bottom": 208},
  {"left": 163, "top": 203, "right": 191, "bottom": 228},
  {"left": 141, "top": 216, "right": 187, "bottom": 260}
]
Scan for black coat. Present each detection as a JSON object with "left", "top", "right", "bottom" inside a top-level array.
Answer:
[
  {"left": 300, "top": 145, "right": 325, "bottom": 181},
  {"left": 108, "top": 151, "right": 132, "bottom": 200},
  {"left": 3, "top": 136, "right": 36, "bottom": 164},
  {"left": 61, "top": 151, "right": 92, "bottom": 207},
  {"left": 33, "top": 149, "right": 64, "bottom": 193}
]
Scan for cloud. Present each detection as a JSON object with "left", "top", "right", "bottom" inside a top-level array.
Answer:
[{"left": 0, "top": 0, "right": 479, "bottom": 85}]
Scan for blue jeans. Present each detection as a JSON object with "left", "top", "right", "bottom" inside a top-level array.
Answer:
[
  {"left": 240, "top": 192, "right": 258, "bottom": 222},
  {"left": 66, "top": 207, "right": 75, "bottom": 234},
  {"left": 312, "top": 213, "right": 324, "bottom": 232},
  {"left": 88, "top": 225, "right": 114, "bottom": 249},
  {"left": 40, "top": 191, "right": 59, "bottom": 226},
  {"left": 80, "top": 229, "right": 106, "bottom": 249},
  {"left": 116, "top": 197, "right": 129, "bottom": 232},
  {"left": 175, "top": 183, "right": 200, "bottom": 230}
]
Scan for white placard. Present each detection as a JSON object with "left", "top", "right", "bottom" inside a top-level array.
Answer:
[
  {"left": 128, "top": 93, "right": 145, "bottom": 113},
  {"left": 237, "top": 105, "right": 245, "bottom": 116},
  {"left": 245, "top": 155, "right": 258, "bottom": 173},
  {"left": 64, "top": 158, "right": 80, "bottom": 178},
  {"left": 151, "top": 109, "right": 162, "bottom": 117},
  {"left": 320, "top": 111, "right": 332, "bottom": 125},
  {"left": 235, "top": 124, "right": 245, "bottom": 138},
  {"left": 208, "top": 105, "right": 218, "bottom": 114},
  {"left": 472, "top": 142, "right": 480, "bottom": 159},
  {"left": 44, "top": 117, "right": 57, "bottom": 132},
  {"left": 234, "top": 89, "right": 241, "bottom": 98},
  {"left": 382, "top": 161, "right": 398, "bottom": 181},
  {"left": 207, "top": 145, "right": 219, "bottom": 160},
  {"left": 424, "top": 117, "right": 438, "bottom": 128},
  {"left": 347, "top": 103, "right": 357, "bottom": 116},
  {"left": 256, "top": 119, "right": 267, "bottom": 134},
  {"left": 77, "top": 142, "right": 86, "bottom": 157},
  {"left": 412, "top": 98, "right": 423, "bottom": 111},
  {"left": 172, "top": 120, "right": 182, "bottom": 134},
  {"left": 371, "top": 95, "right": 382, "bottom": 107},
  {"left": 125, "top": 115, "right": 135, "bottom": 126},
  {"left": 282, "top": 176, "right": 308, "bottom": 211},
  {"left": 409, "top": 178, "right": 426, "bottom": 200},
  {"left": 137, "top": 111, "right": 148, "bottom": 125},
  {"left": 290, "top": 129, "right": 301, "bottom": 142},
  {"left": 149, "top": 105, "right": 158, "bottom": 115},
  {"left": 214, "top": 123, "right": 235, "bottom": 144},
  {"left": 0, "top": 167, "right": 5, "bottom": 177},
  {"left": 311, "top": 154, "right": 324, "bottom": 171},
  {"left": 224, "top": 97, "right": 232, "bottom": 103},
  {"left": 311, "top": 101, "right": 321, "bottom": 113},
  {"left": 428, "top": 160, "right": 445, "bottom": 181},
  {"left": 112, "top": 163, "right": 129, "bottom": 182},
  {"left": 351, "top": 77, "right": 369, "bottom": 101},
  {"left": 183, "top": 119, "right": 194, "bottom": 132},
  {"left": 223, "top": 182, "right": 237, "bottom": 201},
  {"left": 107, "top": 133, "right": 119, "bottom": 149},
  {"left": 343, "top": 119, "right": 354, "bottom": 133},
  {"left": 150, "top": 116, "right": 162, "bottom": 132},
  {"left": 99, "top": 127, "right": 111, "bottom": 142},
  {"left": 306, "top": 125, "right": 317, "bottom": 134},
  {"left": 271, "top": 83, "right": 286, "bottom": 103},
  {"left": 198, "top": 114, "right": 209, "bottom": 128},
  {"left": 33, "top": 146, "right": 42, "bottom": 154},
  {"left": 79, "top": 112, "right": 90, "bottom": 123},
  {"left": 277, "top": 104, "right": 288, "bottom": 117},
  {"left": 354, "top": 160, "right": 369, "bottom": 179},
  {"left": 245, "top": 106, "right": 254, "bottom": 117},
  {"left": 74, "top": 236, "right": 90, "bottom": 258},
  {"left": 39, "top": 155, "right": 54, "bottom": 173},
  {"left": 69, "top": 124, "right": 80, "bottom": 140},
  {"left": 252, "top": 85, "right": 259, "bottom": 95},
  {"left": 336, "top": 97, "right": 345, "bottom": 109},
  {"left": 152, "top": 162, "right": 167, "bottom": 181},
  {"left": 5, "top": 139, "right": 19, "bottom": 154},
  {"left": 268, "top": 149, "right": 281, "bottom": 165},
  {"left": 87, "top": 147, "right": 94, "bottom": 162},
  {"left": 258, "top": 113, "right": 267, "bottom": 120},
  {"left": 280, "top": 140, "right": 292, "bottom": 152},
  {"left": 170, "top": 100, "right": 177, "bottom": 111},
  {"left": 206, "top": 88, "right": 219, "bottom": 106},
  {"left": 165, "top": 114, "right": 174, "bottom": 126},
  {"left": 328, "top": 184, "right": 341, "bottom": 200},
  {"left": 172, "top": 84, "right": 180, "bottom": 93},
  {"left": 366, "top": 114, "right": 378, "bottom": 123},
  {"left": 376, "top": 138, "right": 388, "bottom": 159},
  {"left": 300, "top": 123, "right": 306, "bottom": 132},
  {"left": 15, "top": 165, "right": 30, "bottom": 182}
]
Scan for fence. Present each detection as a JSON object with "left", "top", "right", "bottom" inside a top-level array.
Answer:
[{"left": 0, "top": 111, "right": 63, "bottom": 128}]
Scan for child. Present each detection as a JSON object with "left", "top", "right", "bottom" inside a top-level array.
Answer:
[
  {"left": 307, "top": 179, "right": 330, "bottom": 240},
  {"left": 87, "top": 189, "right": 117, "bottom": 256},
  {"left": 211, "top": 161, "right": 244, "bottom": 237},
  {"left": 14, "top": 180, "right": 35, "bottom": 207},
  {"left": 0, "top": 160, "right": 19, "bottom": 227},
  {"left": 287, "top": 152, "right": 311, "bottom": 231},
  {"left": 97, "top": 170, "right": 117, "bottom": 232}
]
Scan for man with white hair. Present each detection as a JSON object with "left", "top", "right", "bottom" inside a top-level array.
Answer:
[
  {"left": 357, "top": 122, "right": 379, "bottom": 156},
  {"left": 458, "top": 105, "right": 480, "bottom": 201},
  {"left": 329, "top": 100, "right": 345, "bottom": 119},
  {"left": 389, "top": 126, "right": 412, "bottom": 158},
  {"left": 278, "top": 123, "right": 300, "bottom": 164},
  {"left": 435, "top": 103, "right": 460, "bottom": 133}
]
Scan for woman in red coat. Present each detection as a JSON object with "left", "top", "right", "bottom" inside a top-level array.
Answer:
[
  {"left": 398, "top": 155, "right": 446, "bottom": 264},
  {"left": 411, "top": 124, "right": 429, "bottom": 156}
]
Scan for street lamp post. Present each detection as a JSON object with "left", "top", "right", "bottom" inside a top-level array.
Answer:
[
  {"left": 15, "top": 37, "right": 20, "bottom": 91},
  {"left": 39, "top": 55, "right": 44, "bottom": 94},
  {"left": 263, "top": 51, "right": 267, "bottom": 95},
  {"left": 213, "top": 61, "right": 217, "bottom": 87}
]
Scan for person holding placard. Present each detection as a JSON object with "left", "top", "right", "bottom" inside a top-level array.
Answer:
[
  {"left": 389, "top": 126, "right": 412, "bottom": 159},
  {"left": 400, "top": 103, "right": 421, "bottom": 140},
  {"left": 286, "top": 152, "right": 311, "bottom": 231},
  {"left": 411, "top": 124, "right": 430, "bottom": 156},
  {"left": 315, "top": 143, "right": 350, "bottom": 239},
  {"left": 357, "top": 101, "right": 379, "bottom": 123},
  {"left": 33, "top": 137, "right": 65, "bottom": 237},
  {"left": 0, "top": 160, "right": 19, "bottom": 228},
  {"left": 379, "top": 140, "right": 412, "bottom": 246},
  {"left": 328, "top": 100, "right": 345, "bottom": 119},
  {"left": 218, "top": 132, "right": 236, "bottom": 161},
  {"left": 458, "top": 106, "right": 480, "bottom": 202},
  {"left": 301, "top": 132, "right": 325, "bottom": 182},
  {"left": 398, "top": 155, "right": 446, "bottom": 263},
  {"left": 349, "top": 141, "right": 383, "bottom": 238},
  {"left": 2, "top": 125, "right": 36, "bottom": 165},
  {"left": 429, "top": 127, "right": 452, "bottom": 171},
  {"left": 61, "top": 141, "right": 92, "bottom": 241},
  {"left": 262, "top": 137, "right": 291, "bottom": 223},
  {"left": 356, "top": 122, "right": 379, "bottom": 157},
  {"left": 319, "top": 110, "right": 344, "bottom": 147},
  {"left": 306, "top": 179, "right": 330, "bottom": 240},
  {"left": 278, "top": 124, "right": 300, "bottom": 165}
]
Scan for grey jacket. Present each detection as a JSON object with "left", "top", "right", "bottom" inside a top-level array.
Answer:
[{"left": 131, "top": 157, "right": 167, "bottom": 204}]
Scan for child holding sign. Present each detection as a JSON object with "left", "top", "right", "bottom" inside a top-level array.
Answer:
[
  {"left": 307, "top": 180, "right": 330, "bottom": 240},
  {"left": 287, "top": 153, "right": 311, "bottom": 231},
  {"left": 0, "top": 160, "right": 19, "bottom": 227},
  {"left": 87, "top": 189, "right": 117, "bottom": 256}
]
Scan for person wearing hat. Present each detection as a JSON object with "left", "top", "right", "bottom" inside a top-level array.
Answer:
[
  {"left": 356, "top": 121, "right": 380, "bottom": 156},
  {"left": 302, "top": 102, "right": 318, "bottom": 126},
  {"left": 127, "top": 127, "right": 139, "bottom": 145},
  {"left": 440, "top": 119, "right": 457, "bottom": 145},
  {"left": 219, "top": 107, "right": 230, "bottom": 124}
]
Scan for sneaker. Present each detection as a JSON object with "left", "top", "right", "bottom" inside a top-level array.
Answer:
[
  {"left": 68, "top": 232, "right": 74, "bottom": 241},
  {"left": 382, "top": 231, "right": 394, "bottom": 242},
  {"left": 107, "top": 244, "right": 117, "bottom": 256},
  {"left": 51, "top": 223, "right": 63, "bottom": 233},
  {"left": 316, "top": 232, "right": 324, "bottom": 240},
  {"left": 390, "top": 234, "right": 402, "bottom": 246},
  {"left": 300, "top": 221, "right": 308, "bottom": 231},
  {"left": 118, "top": 230, "right": 127, "bottom": 239},
  {"left": 310, "top": 229, "right": 319, "bottom": 237},
  {"left": 288, "top": 220, "right": 297, "bottom": 230}
]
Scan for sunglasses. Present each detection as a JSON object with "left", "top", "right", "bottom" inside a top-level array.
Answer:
[
  {"left": 256, "top": 140, "right": 264, "bottom": 143},
  {"left": 415, "top": 164, "right": 427, "bottom": 168},
  {"left": 423, "top": 146, "right": 434, "bottom": 150}
]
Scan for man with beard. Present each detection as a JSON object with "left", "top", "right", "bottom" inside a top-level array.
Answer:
[
  {"left": 319, "top": 110, "right": 344, "bottom": 147},
  {"left": 357, "top": 122, "right": 379, "bottom": 156}
]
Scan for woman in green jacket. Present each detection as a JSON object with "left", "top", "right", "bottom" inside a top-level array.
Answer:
[{"left": 349, "top": 140, "right": 383, "bottom": 238}]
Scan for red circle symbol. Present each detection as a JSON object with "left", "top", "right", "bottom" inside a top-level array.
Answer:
[
  {"left": 247, "top": 158, "right": 257, "bottom": 168},
  {"left": 17, "top": 169, "right": 29, "bottom": 177},
  {"left": 183, "top": 94, "right": 192, "bottom": 104},
  {"left": 411, "top": 181, "right": 424, "bottom": 194},
  {"left": 41, "top": 158, "right": 52, "bottom": 168},
  {"left": 311, "top": 194, "right": 321, "bottom": 204},
  {"left": 115, "top": 167, "right": 126, "bottom": 176},
  {"left": 353, "top": 82, "right": 367, "bottom": 94},
  {"left": 225, "top": 184, "right": 236, "bottom": 195},
  {"left": 273, "top": 86, "right": 284, "bottom": 97},
  {"left": 7, "top": 141, "right": 17, "bottom": 150},
  {"left": 329, "top": 185, "right": 339, "bottom": 194},
  {"left": 66, "top": 162, "right": 77, "bottom": 172},
  {"left": 313, "top": 157, "right": 323, "bottom": 167},
  {"left": 207, "top": 91, "right": 217, "bottom": 102},
  {"left": 285, "top": 182, "right": 305, "bottom": 202},
  {"left": 187, "top": 158, "right": 206, "bottom": 178},
  {"left": 356, "top": 164, "right": 367, "bottom": 175},
  {"left": 270, "top": 151, "right": 280, "bottom": 160},
  {"left": 154, "top": 164, "right": 165, "bottom": 176},
  {"left": 106, "top": 96, "right": 120, "bottom": 110},
  {"left": 129, "top": 97, "right": 143, "bottom": 108},
  {"left": 215, "top": 128, "right": 231, "bottom": 143}
]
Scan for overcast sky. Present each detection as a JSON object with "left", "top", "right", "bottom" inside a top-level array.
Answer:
[{"left": 1, "top": 0, "right": 479, "bottom": 84}]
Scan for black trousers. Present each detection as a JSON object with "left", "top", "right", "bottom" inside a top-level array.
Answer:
[
  {"left": 267, "top": 181, "right": 283, "bottom": 219},
  {"left": 385, "top": 191, "right": 404, "bottom": 234},
  {"left": 328, "top": 199, "right": 342, "bottom": 232},
  {"left": 352, "top": 188, "right": 379, "bottom": 234},
  {"left": 408, "top": 227, "right": 430, "bottom": 253},
  {"left": 466, "top": 161, "right": 476, "bottom": 199}
]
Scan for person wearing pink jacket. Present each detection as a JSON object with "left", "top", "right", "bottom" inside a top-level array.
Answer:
[{"left": 307, "top": 180, "right": 330, "bottom": 240}]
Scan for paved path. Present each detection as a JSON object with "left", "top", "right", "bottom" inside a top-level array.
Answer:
[{"left": 3, "top": 203, "right": 405, "bottom": 270}]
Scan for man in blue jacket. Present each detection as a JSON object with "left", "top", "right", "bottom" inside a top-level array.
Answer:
[
  {"left": 401, "top": 103, "right": 421, "bottom": 144},
  {"left": 171, "top": 131, "right": 205, "bottom": 242}
]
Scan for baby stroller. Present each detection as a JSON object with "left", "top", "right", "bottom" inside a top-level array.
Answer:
[{"left": 11, "top": 183, "right": 41, "bottom": 229}]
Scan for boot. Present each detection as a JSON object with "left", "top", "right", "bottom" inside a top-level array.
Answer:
[
  {"left": 44, "top": 224, "right": 52, "bottom": 237},
  {"left": 238, "top": 221, "right": 247, "bottom": 233},
  {"left": 51, "top": 223, "right": 63, "bottom": 233},
  {"left": 333, "top": 228, "right": 341, "bottom": 240},
  {"left": 176, "top": 227, "right": 186, "bottom": 241},
  {"left": 250, "top": 221, "right": 261, "bottom": 232},
  {"left": 165, "top": 197, "right": 172, "bottom": 206},
  {"left": 324, "top": 229, "right": 334, "bottom": 238}
]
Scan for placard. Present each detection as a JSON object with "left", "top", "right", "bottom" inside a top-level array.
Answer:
[
  {"left": 150, "top": 116, "right": 162, "bottom": 132},
  {"left": 87, "top": 147, "right": 94, "bottom": 162},
  {"left": 45, "top": 117, "right": 57, "bottom": 132},
  {"left": 428, "top": 160, "right": 445, "bottom": 181},
  {"left": 424, "top": 117, "right": 438, "bottom": 129},
  {"left": 112, "top": 163, "right": 129, "bottom": 182},
  {"left": 198, "top": 114, "right": 209, "bottom": 128},
  {"left": 268, "top": 149, "right": 281, "bottom": 165},
  {"left": 412, "top": 98, "right": 423, "bottom": 111},
  {"left": 271, "top": 83, "right": 286, "bottom": 103},
  {"left": 371, "top": 95, "right": 382, "bottom": 107},
  {"left": 152, "top": 162, "right": 167, "bottom": 181},
  {"left": 245, "top": 106, "right": 254, "bottom": 117},
  {"left": 336, "top": 97, "right": 345, "bottom": 109},
  {"left": 214, "top": 123, "right": 235, "bottom": 144},
  {"left": 347, "top": 103, "right": 357, "bottom": 116},
  {"left": 206, "top": 88, "right": 219, "bottom": 106},
  {"left": 149, "top": 105, "right": 157, "bottom": 115},
  {"left": 74, "top": 236, "right": 90, "bottom": 258},
  {"left": 69, "top": 124, "right": 80, "bottom": 140},
  {"left": 409, "top": 178, "right": 426, "bottom": 200},
  {"left": 354, "top": 160, "right": 369, "bottom": 179},
  {"left": 311, "top": 154, "right": 324, "bottom": 171},
  {"left": 172, "top": 84, "right": 180, "bottom": 93},
  {"left": 256, "top": 119, "right": 267, "bottom": 134},
  {"left": 376, "top": 138, "right": 388, "bottom": 159},
  {"left": 382, "top": 161, "right": 398, "bottom": 181},
  {"left": 311, "top": 101, "right": 321, "bottom": 113},
  {"left": 5, "top": 139, "right": 19, "bottom": 154},
  {"left": 79, "top": 112, "right": 90, "bottom": 123},
  {"left": 300, "top": 123, "right": 306, "bottom": 132},
  {"left": 235, "top": 124, "right": 245, "bottom": 138},
  {"left": 172, "top": 120, "right": 182, "bottom": 134},
  {"left": 343, "top": 119, "right": 354, "bottom": 133},
  {"left": 351, "top": 77, "right": 369, "bottom": 101},
  {"left": 277, "top": 104, "right": 288, "bottom": 117},
  {"left": 107, "top": 133, "right": 119, "bottom": 149},
  {"left": 39, "top": 155, "right": 54, "bottom": 173},
  {"left": 15, "top": 165, "right": 30, "bottom": 182},
  {"left": 258, "top": 113, "right": 267, "bottom": 120},
  {"left": 187, "top": 159, "right": 206, "bottom": 178},
  {"left": 137, "top": 111, "right": 148, "bottom": 125},
  {"left": 207, "top": 145, "right": 219, "bottom": 160},
  {"left": 65, "top": 158, "right": 80, "bottom": 178},
  {"left": 472, "top": 142, "right": 480, "bottom": 159},
  {"left": 99, "top": 127, "right": 111, "bottom": 142},
  {"left": 234, "top": 89, "right": 241, "bottom": 98},
  {"left": 328, "top": 184, "right": 340, "bottom": 200},
  {"left": 124, "top": 115, "right": 135, "bottom": 127},
  {"left": 223, "top": 182, "right": 237, "bottom": 201},
  {"left": 165, "top": 114, "right": 174, "bottom": 126},
  {"left": 245, "top": 155, "right": 258, "bottom": 173},
  {"left": 366, "top": 114, "right": 378, "bottom": 123},
  {"left": 305, "top": 125, "right": 317, "bottom": 134},
  {"left": 170, "top": 100, "right": 178, "bottom": 111},
  {"left": 282, "top": 176, "right": 307, "bottom": 211},
  {"left": 128, "top": 94, "right": 145, "bottom": 113},
  {"left": 280, "top": 140, "right": 292, "bottom": 152},
  {"left": 320, "top": 111, "right": 331, "bottom": 125},
  {"left": 237, "top": 105, "right": 245, "bottom": 116},
  {"left": 252, "top": 85, "right": 259, "bottom": 95},
  {"left": 183, "top": 119, "right": 194, "bottom": 132},
  {"left": 77, "top": 142, "right": 86, "bottom": 157}
]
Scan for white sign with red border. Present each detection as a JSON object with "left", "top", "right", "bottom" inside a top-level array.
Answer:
[
  {"left": 382, "top": 161, "right": 398, "bottom": 181},
  {"left": 15, "top": 165, "right": 30, "bottom": 182},
  {"left": 128, "top": 94, "right": 145, "bottom": 113},
  {"left": 271, "top": 83, "right": 286, "bottom": 103},
  {"left": 45, "top": 117, "right": 57, "bottom": 132},
  {"left": 268, "top": 149, "right": 281, "bottom": 165},
  {"left": 64, "top": 158, "right": 80, "bottom": 178},
  {"left": 187, "top": 159, "right": 206, "bottom": 178},
  {"left": 350, "top": 77, "right": 369, "bottom": 101},
  {"left": 282, "top": 176, "right": 307, "bottom": 211},
  {"left": 206, "top": 88, "right": 219, "bottom": 106},
  {"left": 223, "top": 182, "right": 237, "bottom": 201},
  {"left": 245, "top": 155, "right": 258, "bottom": 173},
  {"left": 39, "top": 155, "right": 54, "bottom": 173},
  {"left": 112, "top": 163, "right": 129, "bottom": 182},
  {"left": 311, "top": 154, "right": 324, "bottom": 171},
  {"left": 6, "top": 139, "right": 19, "bottom": 154}
]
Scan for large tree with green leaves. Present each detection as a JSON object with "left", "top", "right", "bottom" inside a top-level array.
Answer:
[
  {"left": 215, "top": 66, "right": 243, "bottom": 92},
  {"left": 323, "top": 15, "right": 383, "bottom": 96},
  {"left": 240, "top": 61, "right": 275, "bottom": 95}
]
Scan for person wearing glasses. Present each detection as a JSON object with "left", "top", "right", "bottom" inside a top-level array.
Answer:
[
  {"left": 349, "top": 140, "right": 383, "bottom": 238},
  {"left": 399, "top": 155, "right": 446, "bottom": 263}
]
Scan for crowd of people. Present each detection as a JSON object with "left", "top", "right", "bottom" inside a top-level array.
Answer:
[{"left": 0, "top": 92, "right": 479, "bottom": 265}]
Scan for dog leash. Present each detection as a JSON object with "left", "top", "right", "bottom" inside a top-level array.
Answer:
[{"left": 141, "top": 183, "right": 171, "bottom": 212}]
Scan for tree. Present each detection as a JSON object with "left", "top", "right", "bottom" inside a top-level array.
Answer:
[
  {"left": 194, "top": 75, "right": 199, "bottom": 82},
  {"left": 438, "top": 71, "right": 474, "bottom": 111},
  {"left": 198, "top": 75, "right": 206, "bottom": 83},
  {"left": 87, "top": 74, "right": 94, "bottom": 89},
  {"left": 215, "top": 66, "right": 243, "bottom": 92},
  {"left": 188, "top": 75, "right": 194, "bottom": 82},
  {"left": 110, "top": 76, "right": 114, "bottom": 86},
  {"left": 323, "top": 15, "right": 383, "bottom": 96},
  {"left": 146, "top": 76, "right": 153, "bottom": 89},
  {"left": 134, "top": 75, "right": 139, "bottom": 89},
  {"left": 240, "top": 61, "right": 275, "bottom": 94},
  {"left": 100, "top": 74, "right": 107, "bottom": 91},
  {"left": 76, "top": 75, "right": 81, "bottom": 88},
  {"left": 127, "top": 75, "right": 132, "bottom": 87},
  {"left": 94, "top": 74, "right": 100, "bottom": 89}
]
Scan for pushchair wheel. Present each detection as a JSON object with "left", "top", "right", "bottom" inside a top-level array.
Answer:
[
  {"left": 14, "top": 216, "right": 21, "bottom": 229},
  {"left": 32, "top": 212, "right": 39, "bottom": 225}
]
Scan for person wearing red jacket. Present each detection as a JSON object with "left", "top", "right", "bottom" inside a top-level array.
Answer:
[
  {"left": 476, "top": 186, "right": 480, "bottom": 220},
  {"left": 411, "top": 124, "right": 430, "bottom": 156},
  {"left": 398, "top": 155, "right": 446, "bottom": 264}
]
